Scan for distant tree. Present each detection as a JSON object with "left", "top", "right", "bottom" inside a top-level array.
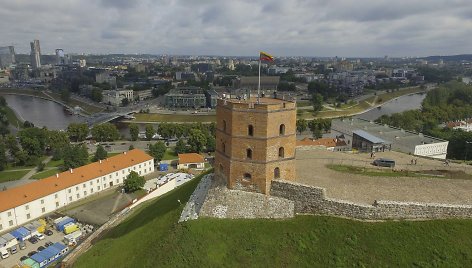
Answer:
[
  {"left": 129, "top": 123, "right": 139, "bottom": 141},
  {"left": 37, "top": 162, "right": 45, "bottom": 172},
  {"left": 128, "top": 144, "right": 135, "bottom": 150},
  {"left": 91, "top": 123, "right": 120, "bottom": 142},
  {"left": 121, "top": 98, "right": 129, "bottom": 107},
  {"left": 93, "top": 145, "right": 108, "bottom": 162},
  {"left": 63, "top": 144, "right": 89, "bottom": 170},
  {"left": 311, "top": 93, "right": 324, "bottom": 114},
  {"left": 296, "top": 119, "right": 308, "bottom": 134},
  {"left": 145, "top": 124, "right": 155, "bottom": 141},
  {"left": 47, "top": 130, "right": 70, "bottom": 153},
  {"left": 187, "top": 129, "right": 207, "bottom": 153},
  {"left": 90, "top": 88, "right": 103, "bottom": 102},
  {"left": 148, "top": 141, "right": 166, "bottom": 161},
  {"left": 5, "top": 134, "right": 19, "bottom": 154},
  {"left": 61, "top": 89, "right": 71, "bottom": 102},
  {"left": 67, "top": 123, "right": 89, "bottom": 142},
  {"left": 174, "top": 139, "right": 188, "bottom": 154},
  {"left": 123, "top": 171, "right": 145, "bottom": 193},
  {"left": 23, "top": 121, "right": 35, "bottom": 128},
  {"left": 0, "top": 142, "right": 6, "bottom": 171}
]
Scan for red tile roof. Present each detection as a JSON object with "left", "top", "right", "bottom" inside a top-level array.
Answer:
[
  {"left": 0, "top": 149, "right": 153, "bottom": 213},
  {"left": 296, "top": 137, "right": 347, "bottom": 147},
  {"left": 178, "top": 153, "right": 204, "bottom": 164}
]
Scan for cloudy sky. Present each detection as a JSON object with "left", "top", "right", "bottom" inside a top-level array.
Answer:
[{"left": 1, "top": 0, "right": 471, "bottom": 57}]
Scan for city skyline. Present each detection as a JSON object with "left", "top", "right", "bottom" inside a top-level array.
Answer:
[{"left": 0, "top": 1, "right": 471, "bottom": 57}]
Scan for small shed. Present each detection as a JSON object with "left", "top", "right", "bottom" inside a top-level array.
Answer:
[
  {"left": 352, "top": 129, "right": 389, "bottom": 152},
  {"left": 10, "top": 226, "right": 32, "bottom": 241},
  {"left": 177, "top": 153, "right": 205, "bottom": 170},
  {"left": 22, "top": 258, "right": 40, "bottom": 268}
]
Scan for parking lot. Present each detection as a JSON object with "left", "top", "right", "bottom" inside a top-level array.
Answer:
[{"left": 0, "top": 228, "right": 65, "bottom": 268}]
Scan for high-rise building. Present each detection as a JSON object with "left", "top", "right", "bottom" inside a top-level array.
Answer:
[
  {"left": 30, "top": 40, "right": 41, "bottom": 69},
  {"left": 55, "top": 49, "right": 65, "bottom": 65},
  {"left": 0, "top": 46, "right": 15, "bottom": 68}
]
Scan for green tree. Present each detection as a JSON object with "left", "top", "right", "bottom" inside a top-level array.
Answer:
[
  {"left": 61, "top": 89, "right": 71, "bottom": 102},
  {"left": 91, "top": 123, "right": 120, "bottom": 142},
  {"left": 187, "top": 129, "right": 207, "bottom": 153},
  {"left": 121, "top": 98, "right": 130, "bottom": 106},
  {"left": 129, "top": 123, "right": 139, "bottom": 141},
  {"left": 128, "top": 144, "right": 135, "bottom": 150},
  {"left": 0, "top": 142, "right": 6, "bottom": 171},
  {"left": 145, "top": 124, "right": 155, "bottom": 141},
  {"left": 5, "top": 134, "right": 19, "bottom": 155},
  {"left": 206, "top": 135, "right": 216, "bottom": 152},
  {"left": 123, "top": 171, "right": 145, "bottom": 193},
  {"left": 311, "top": 93, "right": 324, "bottom": 114},
  {"left": 296, "top": 119, "right": 308, "bottom": 134},
  {"left": 67, "top": 123, "right": 89, "bottom": 142},
  {"left": 175, "top": 139, "right": 187, "bottom": 154},
  {"left": 93, "top": 145, "right": 108, "bottom": 162},
  {"left": 23, "top": 121, "right": 35, "bottom": 128},
  {"left": 148, "top": 141, "right": 166, "bottom": 161},
  {"left": 90, "top": 88, "right": 103, "bottom": 102},
  {"left": 63, "top": 144, "right": 89, "bottom": 170}
]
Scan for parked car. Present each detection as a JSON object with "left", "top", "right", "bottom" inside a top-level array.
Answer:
[
  {"left": 9, "top": 246, "right": 18, "bottom": 254},
  {"left": 44, "top": 230, "right": 53, "bottom": 236},
  {"left": 35, "top": 233, "right": 45, "bottom": 240},
  {"left": 19, "top": 241, "right": 26, "bottom": 250},
  {"left": 28, "top": 237, "right": 38, "bottom": 244},
  {"left": 1, "top": 249, "right": 9, "bottom": 259},
  {"left": 372, "top": 158, "right": 396, "bottom": 168},
  {"left": 27, "top": 251, "right": 37, "bottom": 257},
  {"left": 37, "top": 246, "right": 45, "bottom": 251},
  {"left": 20, "top": 255, "right": 29, "bottom": 261},
  {"left": 45, "top": 241, "right": 53, "bottom": 247}
]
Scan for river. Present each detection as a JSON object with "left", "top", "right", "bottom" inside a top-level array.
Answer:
[
  {"left": 4, "top": 94, "right": 85, "bottom": 130},
  {"left": 355, "top": 92, "right": 426, "bottom": 121}
]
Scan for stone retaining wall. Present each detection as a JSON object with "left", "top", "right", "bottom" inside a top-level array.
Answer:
[{"left": 270, "top": 180, "right": 472, "bottom": 220}]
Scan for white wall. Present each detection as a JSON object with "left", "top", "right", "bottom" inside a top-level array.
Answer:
[
  {"left": 177, "top": 162, "right": 204, "bottom": 170},
  {"left": 0, "top": 159, "right": 155, "bottom": 232},
  {"left": 414, "top": 141, "right": 449, "bottom": 159}
]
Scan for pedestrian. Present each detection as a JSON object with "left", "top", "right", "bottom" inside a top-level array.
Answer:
[
  {"left": 414, "top": 158, "right": 417, "bottom": 165},
  {"left": 370, "top": 152, "right": 373, "bottom": 158},
  {"left": 411, "top": 159, "right": 414, "bottom": 165}
]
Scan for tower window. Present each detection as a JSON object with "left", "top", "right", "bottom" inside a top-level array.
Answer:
[
  {"left": 246, "top": 148, "right": 253, "bottom": 159},
  {"left": 278, "top": 147, "right": 284, "bottom": 158},
  {"left": 279, "top": 124, "right": 285, "bottom": 135},
  {"left": 274, "top": 167, "right": 280, "bottom": 179},
  {"left": 248, "top": 125, "right": 254, "bottom": 136},
  {"left": 243, "top": 173, "right": 252, "bottom": 181},
  {"left": 223, "top": 120, "right": 227, "bottom": 132}
]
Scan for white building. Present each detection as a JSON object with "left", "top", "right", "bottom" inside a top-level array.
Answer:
[
  {"left": 102, "top": 89, "right": 134, "bottom": 106},
  {"left": 177, "top": 153, "right": 205, "bottom": 170},
  {"left": 0, "top": 149, "right": 154, "bottom": 233}
]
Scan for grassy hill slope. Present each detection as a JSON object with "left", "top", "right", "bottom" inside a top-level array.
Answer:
[{"left": 75, "top": 174, "right": 472, "bottom": 267}]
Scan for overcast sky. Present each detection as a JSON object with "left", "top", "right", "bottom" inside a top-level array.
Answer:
[{"left": 1, "top": 0, "right": 471, "bottom": 57}]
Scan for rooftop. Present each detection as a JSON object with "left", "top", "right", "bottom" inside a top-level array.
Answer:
[
  {"left": 178, "top": 153, "right": 205, "bottom": 164},
  {"left": 0, "top": 149, "right": 153, "bottom": 213}
]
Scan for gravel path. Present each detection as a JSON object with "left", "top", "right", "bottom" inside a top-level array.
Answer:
[{"left": 295, "top": 149, "right": 472, "bottom": 205}]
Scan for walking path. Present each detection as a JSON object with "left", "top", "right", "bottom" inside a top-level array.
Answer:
[{"left": 0, "top": 156, "right": 53, "bottom": 189}]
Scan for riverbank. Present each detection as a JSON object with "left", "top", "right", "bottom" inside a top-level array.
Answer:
[{"left": 297, "top": 86, "right": 427, "bottom": 120}]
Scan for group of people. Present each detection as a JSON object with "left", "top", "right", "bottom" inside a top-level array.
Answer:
[{"left": 410, "top": 158, "right": 418, "bottom": 165}]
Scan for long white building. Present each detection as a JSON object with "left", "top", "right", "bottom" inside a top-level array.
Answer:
[{"left": 0, "top": 149, "right": 154, "bottom": 232}]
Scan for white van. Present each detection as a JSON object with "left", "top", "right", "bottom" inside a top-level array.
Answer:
[{"left": 1, "top": 249, "right": 9, "bottom": 259}]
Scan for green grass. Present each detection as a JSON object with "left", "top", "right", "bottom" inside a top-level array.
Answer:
[
  {"left": 46, "top": 159, "right": 64, "bottom": 168},
  {"left": 75, "top": 170, "right": 472, "bottom": 267},
  {"left": 31, "top": 168, "right": 60, "bottom": 180},
  {"left": 133, "top": 113, "right": 216, "bottom": 123},
  {"left": 4, "top": 105, "right": 23, "bottom": 128},
  {"left": 162, "top": 149, "right": 178, "bottom": 160},
  {"left": 0, "top": 170, "right": 29, "bottom": 183}
]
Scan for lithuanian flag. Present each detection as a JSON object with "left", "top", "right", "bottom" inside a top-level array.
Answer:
[{"left": 260, "top": 51, "right": 274, "bottom": 62}]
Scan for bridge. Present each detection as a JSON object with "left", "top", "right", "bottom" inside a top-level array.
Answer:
[{"left": 86, "top": 111, "right": 137, "bottom": 126}]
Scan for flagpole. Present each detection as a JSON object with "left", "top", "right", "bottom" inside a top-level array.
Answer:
[{"left": 258, "top": 56, "right": 261, "bottom": 104}]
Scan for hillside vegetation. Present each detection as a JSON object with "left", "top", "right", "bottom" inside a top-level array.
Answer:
[{"left": 75, "top": 173, "right": 472, "bottom": 267}]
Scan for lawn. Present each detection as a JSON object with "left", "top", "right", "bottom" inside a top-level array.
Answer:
[
  {"left": 162, "top": 149, "right": 178, "bottom": 160},
  {"left": 4, "top": 105, "right": 23, "bottom": 128},
  {"left": 0, "top": 170, "right": 29, "bottom": 183},
  {"left": 31, "top": 168, "right": 60, "bottom": 180},
  {"left": 75, "top": 171, "right": 472, "bottom": 268},
  {"left": 327, "top": 164, "right": 472, "bottom": 180},
  {"left": 46, "top": 159, "right": 64, "bottom": 168},
  {"left": 133, "top": 113, "right": 216, "bottom": 123}
]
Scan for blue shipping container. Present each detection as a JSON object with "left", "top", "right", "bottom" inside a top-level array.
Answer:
[
  {"left": 159, "top": 163, "right": 168, "bottom": 171},
  {"left": 56, "top": 218, "right": 75, "bottom": 232}
]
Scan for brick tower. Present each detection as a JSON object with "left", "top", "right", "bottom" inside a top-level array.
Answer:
[{"left": 214, "top": 96, "right": 296, "bottom": 194}]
